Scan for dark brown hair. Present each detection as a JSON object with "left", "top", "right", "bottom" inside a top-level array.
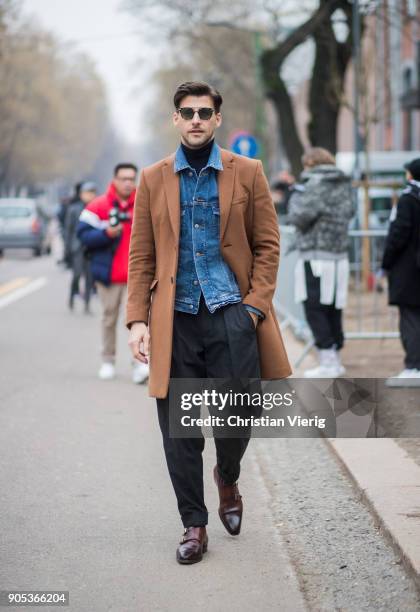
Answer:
[
  {"left": 114, "top": 163, "right": 138, "bottom": 176},
  {"left": 302, "top": 147, "right": 335, "bottom": 168},
  {"left": 173, "top": 81, "right": 223, "bottom": 113}
]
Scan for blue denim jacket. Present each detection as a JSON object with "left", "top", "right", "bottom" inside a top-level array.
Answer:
[{"left": 173, "top": 141, "right": 263, "bottom": 319}]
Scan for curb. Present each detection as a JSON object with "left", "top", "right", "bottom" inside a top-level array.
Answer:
[
  {"left": 326, "top": 438, "right": 420, "bottom": 592},
  {"left": 279, "top": 325, "right": 420, "bottom": 591}
]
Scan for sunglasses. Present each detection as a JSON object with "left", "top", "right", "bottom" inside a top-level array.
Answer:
[{"left": 177, "top": 107, "right": 215, "bottom": 120}]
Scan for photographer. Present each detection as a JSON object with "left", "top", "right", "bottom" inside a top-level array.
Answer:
[{"left": 77, "top": 163, "right": 149, "bottom": 384}]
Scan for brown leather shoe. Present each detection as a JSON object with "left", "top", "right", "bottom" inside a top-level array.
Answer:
[
  {"left": 213, "top": 465, "right": 243, "bottom": 535},
  {"left": 176, "top": 527, "right": 208, "bottom": 564}
]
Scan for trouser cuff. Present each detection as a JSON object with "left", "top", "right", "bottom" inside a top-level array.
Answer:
[{"left": 182, "top": 513, "right": 208, "bottom": 528}]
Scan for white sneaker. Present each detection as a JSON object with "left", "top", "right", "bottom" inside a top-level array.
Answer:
[
  {"left": 331, "top": 350, "right": 346, "bottom": 377},
  {"left": 98, "top": 362, "right": 116, "bottom": 380},
  {"left": 304, "top": 348, "right": 345, "bottom": 378},
  {"left": 304, "top": 364, "right": 344, "bottom": 378},
  {"left": 132, "top": 361, "right": 149, "bottom": 384},
  {"left": 386, "top": 369, "right": 420, "bottom": 387},
  {"left": 394, "top": 368, "right": 420, "bottom": 378}
]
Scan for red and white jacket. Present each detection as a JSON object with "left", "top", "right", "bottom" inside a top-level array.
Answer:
[{"left": 78, "top": 182, "right": 135, "bottom": 284}]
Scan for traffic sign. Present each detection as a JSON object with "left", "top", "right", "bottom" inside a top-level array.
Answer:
[{"left": 229, "top": 131, "right": 259, "bottom": 159}]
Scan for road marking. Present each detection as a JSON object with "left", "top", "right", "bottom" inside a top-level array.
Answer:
[
  {"left": 0, "top": 277, "right": 48, "bottom": 309},
  {"left": 0, "top": 277, "right": 31, "bottom": 297}
]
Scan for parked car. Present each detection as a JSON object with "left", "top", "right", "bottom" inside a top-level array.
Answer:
[{"left": 0, "top": 198, "right": 53, "bottom": 257}]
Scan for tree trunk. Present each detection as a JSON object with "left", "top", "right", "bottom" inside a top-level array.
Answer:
[
  {"left": 308, "top": 1, "right": 353, "bottom": 152},
  {"left": 259, "top": 0, "right": 355, "bottom": 173},
  {"left": 261, "top": 49, "right": 304, "bottom": 175}
]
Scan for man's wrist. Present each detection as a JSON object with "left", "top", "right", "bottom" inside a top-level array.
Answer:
[{"left": 244, "top": 304, "right": 264, "bottom": 320}]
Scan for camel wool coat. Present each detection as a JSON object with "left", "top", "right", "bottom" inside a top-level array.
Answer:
[{"left": 126, "top": 147, "right": 292, "bottom": 398}]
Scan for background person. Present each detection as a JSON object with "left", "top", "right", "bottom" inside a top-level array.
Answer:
[
  {"left": 56, "top": 193, "right": 75, "bottom": 267},
  {"left": 270, "top": 170, "right": 295, "bottom": 216},
  {"left": 77, "top": 163, "right": 149, "bottom": 384},
  {"left": 382, "top": 158, "right": 420, "bottom": 383},
  {"left": 64, "top": 181, "right": 97, "bottom": 312},
  {"left": 287, "top": 147, "right": 353, "bottom": 378}
]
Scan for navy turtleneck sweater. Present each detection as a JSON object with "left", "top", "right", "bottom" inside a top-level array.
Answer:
[{"left": 181, "top": 138, "right": 214, "bottom": 174}]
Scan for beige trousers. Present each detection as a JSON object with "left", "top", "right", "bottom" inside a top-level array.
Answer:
[{"left": 96, "top": 282, "right": 127, "bottom": 363}]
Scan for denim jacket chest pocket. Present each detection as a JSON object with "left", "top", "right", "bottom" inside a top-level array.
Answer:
[
  {"left": 208, "top": 195, "right": 220, "bottom": 229},
  {"left": 179, "top": 202, "right": 191, "bottom": 233}
]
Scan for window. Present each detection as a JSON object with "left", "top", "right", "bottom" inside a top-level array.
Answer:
[
  {"left": 0, "top": 207, "right": 32, "bottom": 219},
  {"left": 403, "top": 66, "right": 413, "bottom": 93},
  {"left": 407, "top": 0, "right": 417, "bottom": 17}
]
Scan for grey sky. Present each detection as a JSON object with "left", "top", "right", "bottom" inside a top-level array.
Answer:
[{"left": 22, "top": 0, "right": 149, "bottom": 145}]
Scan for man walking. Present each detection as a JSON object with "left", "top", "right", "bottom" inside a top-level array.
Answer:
[
  {"left": 77, "top": 163, "right": 149, "bottom": 384},
  {"left": 126, "top": 81, "right": 291, "bottom": 564},
  {"left": 382, "top": 157, "right": 420, "bottom": 384}
]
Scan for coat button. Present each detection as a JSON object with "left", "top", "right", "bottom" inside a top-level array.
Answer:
[{"left": 193, "top": 280, "right": 198, "bottom": 285}]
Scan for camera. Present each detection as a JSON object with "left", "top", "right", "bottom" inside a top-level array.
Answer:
[{"left": 109, "top": 200, "right": 131, "bottom": 227}]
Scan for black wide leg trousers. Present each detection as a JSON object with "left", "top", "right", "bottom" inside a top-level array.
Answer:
[
  {"left": 156, "top": 295, "right": 261, "bottom": 528},
  {"left": 399, "top": 305, "right": 420, "bottom": 370},
  {"left": 302, "top": 261, "right": 344, "bottom": 350}
]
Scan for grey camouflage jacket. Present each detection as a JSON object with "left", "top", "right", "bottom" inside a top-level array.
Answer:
[{"left": 286, "top": 164, "right": 354, "bottom": 259}]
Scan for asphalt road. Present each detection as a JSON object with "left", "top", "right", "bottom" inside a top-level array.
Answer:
[{"left": 0, "top": 245, "right": 419, "bottom": 612}]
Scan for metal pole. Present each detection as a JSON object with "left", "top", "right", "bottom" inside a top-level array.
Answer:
[{"left": 352, "top": 0, "right": 361, "bottom": 183}]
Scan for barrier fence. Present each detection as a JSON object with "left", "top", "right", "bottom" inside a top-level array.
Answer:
[{"left": 275, "top": 225, "right": 399, "bottom": 367}]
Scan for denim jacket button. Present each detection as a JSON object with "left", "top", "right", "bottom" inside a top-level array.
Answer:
[
  {"left": 193, "top": 280, "right": 199, "bottom": 285},
  {"left": 194, "top": 223, "right": 200, "bottom": 229}
]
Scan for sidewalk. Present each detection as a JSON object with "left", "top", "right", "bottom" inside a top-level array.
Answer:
[{"left": 284, "top": 325, "right": 420, "bottom": 590}]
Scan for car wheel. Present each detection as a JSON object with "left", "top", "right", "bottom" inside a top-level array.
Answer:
[{"left": 33, "top": 247, "right": 42, "bottom": 257}]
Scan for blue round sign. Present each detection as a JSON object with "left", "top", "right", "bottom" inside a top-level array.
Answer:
[{"left": 230, "top": 132, "right": 259, "bottom": 158}]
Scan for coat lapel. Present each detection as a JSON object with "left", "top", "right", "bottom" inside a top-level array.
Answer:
[
  {"left": 162, "top": 154, "right": 180, "bottom": 243},
  {"left": 218, "top": 148, "right": 236, "bottom": 242}
]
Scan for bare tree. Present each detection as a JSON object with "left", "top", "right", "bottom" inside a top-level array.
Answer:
[
  {"left": 0, "top": 3, "right": 112, "bottom": 191},
  {"left": 124, "top": 0, "right": 359, "bottom": 174}
]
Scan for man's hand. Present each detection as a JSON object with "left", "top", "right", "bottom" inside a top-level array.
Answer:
[
  {"left": 128, "top": 322, "right": 150, "bottom": 363},
  {"left": 106, "top": 223, "right": 123, "bottom": 238}
]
